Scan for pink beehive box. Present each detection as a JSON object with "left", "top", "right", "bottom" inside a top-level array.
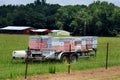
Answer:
[
  {"left": 52, "top": 46, "right": 64, "bottom": 51},
  {"left": 70, "top": 41, "right": 75, "bottom": 50},
  {"left": 64, "top": 42, "right": 70, "bottom": 51},
  {"left": 81, "top": 45, "right": 87, "bottom": 50},
  {"left": 29, "top": 45, "right": 39, "bottom": 49},
  {"left": 29, "top": 36, "right": 97, "bottom": 51},
  {"left": 40, "top": 44, "right": 48, "bottom": 49},
  {"left": 86, "top": 40, "right": 92, "bottom": 44}
]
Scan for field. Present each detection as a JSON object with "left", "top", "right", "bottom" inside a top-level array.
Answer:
[
  {"left": 20, "top": 66, "right": 120, "bottom": 80},
  {"left": 0, "top": 34, "right": 120, "bottom": 80}
]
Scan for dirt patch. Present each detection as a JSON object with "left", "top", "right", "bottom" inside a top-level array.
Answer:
[{"left": 19, "top": 66, "right": 120, "bottom": 80}]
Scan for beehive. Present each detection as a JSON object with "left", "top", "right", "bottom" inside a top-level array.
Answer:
[{"left": 29, "top": 36, "right": 97, "bottom": 51}]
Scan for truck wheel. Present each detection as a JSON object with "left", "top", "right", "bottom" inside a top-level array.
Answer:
[
  {"left": 61, "top": 55, "right": 68, "bottom": 63},
  {"left": 71, "top": 55, "right": 77, "bottom": 63}
]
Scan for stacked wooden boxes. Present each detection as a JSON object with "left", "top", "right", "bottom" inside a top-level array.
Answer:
[
  {"left": 29, "top": 36, "right": 52, "bottom": 50},
  {"left": 29, "top": 36, "right": 40, "bottom": 49},
  {"left": 29, "top": 36, "right": 97, "bottom": 51},
  {"left": 81, "top": 36, "right": 97, "bottom": 50}
]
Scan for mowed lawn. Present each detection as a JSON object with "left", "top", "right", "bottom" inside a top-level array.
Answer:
[{"left": 0, "top": 34, "right": 120, "bottom": 79}]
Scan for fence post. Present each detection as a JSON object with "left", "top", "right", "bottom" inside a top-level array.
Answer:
[
  {"left": 25, "top": 47, "right": 30, "bottom": 79},
  {"left": 67, "top": 44, "right": 71, "bottom": 74},
  {"left": 106, "top": 43, "right": 109, "bottom": 69},
  {"left": 25, "top": 55, "right": 28, "bottom": 79},
  {"left": 67, "top": 54, "right": 71, "bottom": 74}
]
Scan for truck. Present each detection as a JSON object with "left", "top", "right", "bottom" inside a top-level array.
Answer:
[{"left": 12, "top": 36, "right": 97, "bottom": 62}]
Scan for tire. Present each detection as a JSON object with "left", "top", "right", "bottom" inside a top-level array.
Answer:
[
  {"left": 71, "top": 55, "right": 77, "bottom": 63},
  {"left": 61, "top": 55, "right": 68, "bottom": 63}
]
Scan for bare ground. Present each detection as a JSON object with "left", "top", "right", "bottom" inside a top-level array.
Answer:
[{"left": 19, "top": 66, "right": 120, "bottom": 80}]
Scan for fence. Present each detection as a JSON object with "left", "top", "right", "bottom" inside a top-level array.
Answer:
[
  {"left": 0, "top": 43, "right": 120, "bottom": 80},
  {"left": 0, "top": 44, "right": 120, "bottom": 80}
]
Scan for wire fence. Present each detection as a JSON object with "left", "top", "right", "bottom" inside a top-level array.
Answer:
[{"left": 0, "top": 43, "right": 120, "bottom": 79}]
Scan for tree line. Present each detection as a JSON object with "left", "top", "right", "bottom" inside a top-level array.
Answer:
[{"left": 0, "top": 0, "right": 120, "bottom": 36}]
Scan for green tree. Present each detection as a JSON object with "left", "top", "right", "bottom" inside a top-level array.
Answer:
[{"left": 55, "top": 21, "right": 63, "bottom": 30}]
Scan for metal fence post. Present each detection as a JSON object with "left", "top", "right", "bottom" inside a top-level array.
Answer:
[
  {"left": 67, "top": 44, "right": 71, "bottom": 74},
  {"left": 106, "top": 43, "right": 109, "bottom": 69},
  {"left": 25, "top": 47, "right": 30, "bottom": 79},
  {"left": 25, "top": 56, "right": 28, "bottom": 79},
  {"left": 67, "top": 54, "right": 71, "bottom": 74}
]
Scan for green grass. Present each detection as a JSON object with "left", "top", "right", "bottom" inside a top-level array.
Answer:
[{"left": 0, "top": 34, "right": 120, "bottom": 79}]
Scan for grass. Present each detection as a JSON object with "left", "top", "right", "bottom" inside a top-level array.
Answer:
[{"left": 0, "top": 34, "right": 120, "bottom": 79}]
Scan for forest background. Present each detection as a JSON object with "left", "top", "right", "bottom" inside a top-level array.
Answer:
[{"left": 0, "top": 0, "right": 120, "bottom": 36}]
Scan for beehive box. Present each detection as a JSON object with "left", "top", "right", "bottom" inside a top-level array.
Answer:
[{"left": 29, "top": 36, "right": 97, "bottom": 51}]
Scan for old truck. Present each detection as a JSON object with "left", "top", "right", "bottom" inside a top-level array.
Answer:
[{"left": 12, "top": 36, "right": 97, "bottom": 62}]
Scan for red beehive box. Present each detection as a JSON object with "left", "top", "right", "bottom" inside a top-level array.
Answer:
[
  {"left": 29, "top": 40, "right": 40, "bottom": 49},
  {"left": 39, "top": 41, "right": 47, "bottom": 49}
]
